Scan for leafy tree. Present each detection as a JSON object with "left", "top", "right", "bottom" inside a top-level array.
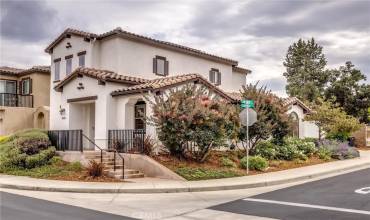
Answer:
[
  {"left": 325, "top": 61, "right": 370, "bottom": 123},
  {"left": 305, "top": 99, "right": 361, "bottom": 141},
  {"left": 148, "top": 84, "right": 239, "bottom": 162},
  {"left": 283, "top": 38, "right": 330, "bottom": 102},
  {"left": 239, "top": 83, "right": 291, "bottom": 152}
]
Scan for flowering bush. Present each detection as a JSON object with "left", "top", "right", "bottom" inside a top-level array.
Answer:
[
  {"left": 148, "top": 84, "right": 240, "bottom": 162},
  {"left": 316, "top": 139, "right": 360, "bottom": 160}
]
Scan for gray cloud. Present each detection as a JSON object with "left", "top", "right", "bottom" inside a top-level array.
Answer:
[
  {"left": 0, "top": 0, "right": 368, "bottom": 95},
  {"left": 186, "top": 0, "right": 370, "bottom": 39},
  {"left": 0, "top": 0, "right": 58, "bottom": 42}
]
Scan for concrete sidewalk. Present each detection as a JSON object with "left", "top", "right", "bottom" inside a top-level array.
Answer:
[{"left": 1, "top": 151, "right": 370, "bottom": 194}]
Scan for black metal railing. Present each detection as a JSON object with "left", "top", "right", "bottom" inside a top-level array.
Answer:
[
  {"left": 82, "top": 133, "right": 125, "bottom": 179},
  {"left": 0, "top": 93, "right": 33, "bottom": 107},
  {"left": 48, "top": 130, "right": 83, "bottom": 151},
  {"left": 108, "top": 129, "right": 145, "bottom": 153}
]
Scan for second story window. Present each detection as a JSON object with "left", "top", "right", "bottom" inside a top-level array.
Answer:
[
  {"left": 0, "top": 80, "right": 16, "bottom": 94},
  {"left": 153, "top": 56, "right": 169, "bottom": 76},
  {"left": 54, "top": 58, "right": 61, "bottom": 81},
  {"left": 209, "top": 68, "right": 221, "bottom": 86},
  {"left": 65, "top": 55, "right": 73, "bottom": 75},
  {"left": 20, "top": 78, "right": 31, "bottom": 95},
  {"left": 78, "top": 51, "right": 86, "bottom": 67}
]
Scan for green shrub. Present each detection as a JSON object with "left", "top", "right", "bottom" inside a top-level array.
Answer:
[
  {"left": 318, "top": 148, "right": 332, "bottom": 161},
  {"left": 175, "top": 167, "right": 241, "bottom": 180},
  {"left": 276, "top": 144, "right": 300, "bottom": 160},
  {"left": 284, "top": 137, "right": 317, "bottom": 156},
  {"left": 220, "top": 157, "right": 236, "bottom": 168},
  {"left": 240, "top": 156, "right": 268, "bottom": 171},
  {"left": 24, "top": 147, "right": 56, "bottom": 169},
  {"left": 253, "top": 141, "right": 278, "bottom": 160},
  {"left": 66, "top": 161, "right": 83, "bottom": 172}
]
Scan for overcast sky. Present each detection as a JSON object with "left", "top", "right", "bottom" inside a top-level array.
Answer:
[{"left": 0, "top": 0, "right": 369, "bottom": 96}]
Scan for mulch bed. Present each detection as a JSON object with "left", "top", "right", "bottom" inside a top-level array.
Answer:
[{"left": 153, "top": 150, "right": 333, "bottom": 177}]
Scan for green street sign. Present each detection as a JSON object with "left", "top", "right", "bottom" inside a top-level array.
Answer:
[{"left": 241, "top": 100, "right": 254, "bottom": 109}]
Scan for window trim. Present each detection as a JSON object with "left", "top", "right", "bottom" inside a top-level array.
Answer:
[
  {"left": 54, "top": 59, "right": 61, "bottom": 81},
  {"left": 209, "top": 68, "right": 221, "bottom": 86},
  {"left": 78, "top": 51, "right": 86, "bottom": 67},
  {"left": 153, "top": 55, "right": 169, "bottom": 76},
  {"left": 20, "top": 77, "right": 32, "bottom": 95},
  {"left": 65, "top": 56, "right": 72, "bottom": 75},
  {"left": 0, "top": 79, "right": 17, "bottom": 94}
]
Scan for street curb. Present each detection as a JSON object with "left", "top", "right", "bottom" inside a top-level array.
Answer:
[{"left": 1, "top": 162, "right": 370, "bottom": 193}]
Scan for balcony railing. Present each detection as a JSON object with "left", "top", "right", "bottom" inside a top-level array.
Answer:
[{"left": 0, "top": 93, "right": 33, "bottom": 107}]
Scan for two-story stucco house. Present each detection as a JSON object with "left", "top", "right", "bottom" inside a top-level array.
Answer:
[
  {"left": 46, "top": 27, "right": 250, "bottom": 151},
  {"left": 0, "top": 66, "right": 51, "bottom": 135}
]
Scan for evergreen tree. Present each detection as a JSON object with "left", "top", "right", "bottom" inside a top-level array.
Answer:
[
  {"left": 325, "top": 61, "right": 370, "bottom": 123},
  {"left": 283, "top": 38, "right": 330, "bottom": 102}
]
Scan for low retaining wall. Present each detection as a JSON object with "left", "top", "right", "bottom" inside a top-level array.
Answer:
[
  {"left": 56, "top": 151, "right": 185, "bottom": 181},
  {"left": 121, "top": 153, "right": 185, "bottom": 181}
]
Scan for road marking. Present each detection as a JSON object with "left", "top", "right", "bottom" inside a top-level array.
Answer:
[
  {"left": 355, "top": 187, "right": 370, "bottom": 194},
  {"left": 243, "top": 198, "right": 370, "bottom": 215}
]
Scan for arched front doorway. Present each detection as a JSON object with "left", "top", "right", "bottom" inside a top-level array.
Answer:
[
  {"left": 37, "top": 112, "right": 45, "bottom": 129},
  {"left": 134, "top": 100, "right": 146, "bottom": 130},
  {"left": 289, "top": 112, "right": 299, "bottom": 138}
]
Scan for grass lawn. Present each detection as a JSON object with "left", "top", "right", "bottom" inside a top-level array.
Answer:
[
  {"left": 153, "top": 150, "right": 333, "bottom": 181},
  {"left": 0, "top": 129, "right": 120, "bottom": 182},
  {"left": 0, "top": 156, "right": 121, "bottom": 182}
]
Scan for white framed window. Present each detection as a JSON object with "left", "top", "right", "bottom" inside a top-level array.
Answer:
[
  {"left": 65, "top": 55, "right": 73, "bottom": 75},
  {"left": 21, "top": 78, "right": 31, "bottom": 95},
  {"left": 0, "top": 80, "right": 17, "bottom": 94},
  {"left": 54, "top": 59, "right": 61, "bottom": 81},
  {"left": 153, "top": 56, "right": 169, "bottom": 76},
  {"left": 78, "top": 51, "right": 86, "bottom": 67},
  {"left": 209, "top": 68, "right": 221, "bottom": 85}
]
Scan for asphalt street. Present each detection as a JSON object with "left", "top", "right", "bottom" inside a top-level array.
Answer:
[
  {"left": 211, "top": 167, "right": 370, "bottom": 220},
  {"left": 0, "top": 191, "right": 136, "bottom": 220}
]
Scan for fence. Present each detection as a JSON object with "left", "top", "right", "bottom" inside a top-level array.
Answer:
[
  {"left": 48, "top": 130, "right": 83, "bottom": 151},
  {"left": 108, "top": 129, "right": 145, "bottom": 153}
]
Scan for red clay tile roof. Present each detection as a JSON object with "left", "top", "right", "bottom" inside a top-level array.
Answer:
[
  {"left": 0, "top": 66, "right": 50, "bottom": 76},
  {"left": 0, "top": 66, "right": 24, "bottom": 75},
  {"left": 111, "top": 73, "right": 237, "bottom": 102},
  {"left": 283, "top": 97, "right": 312, "bottom": 112},
  {"left": 232, "top": 66, "right": 251, "bottom": 75},
  {"left": 54, "top": 67, "right": 148, "bottom": 92},
  {"left": 226, "top": 92, "right": 243, "bottom": 101},
  {"left": 45, "top": 27, "right": 239, "bottom": 66}
]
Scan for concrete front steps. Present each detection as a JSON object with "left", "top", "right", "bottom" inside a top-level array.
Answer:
[{"left": 83, "top": 151, "right": 144, "bottom": 179}]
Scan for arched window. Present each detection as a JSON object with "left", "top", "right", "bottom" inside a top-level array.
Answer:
[
  {"left": 134, "top": 100, "right": 146, "bottom": 130},
  {"left": 289, "top": 112, "right": 299, "bottom": 138}
]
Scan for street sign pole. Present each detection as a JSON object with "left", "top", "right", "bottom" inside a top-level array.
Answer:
[
  {"left": 240, "top": 99, "right": 257, "bottom": 175},
  {"left": 246, "top": 104, "right": 249, "bottom": 175}
]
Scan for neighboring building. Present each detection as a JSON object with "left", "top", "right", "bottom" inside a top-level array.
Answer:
[
  {"left": 227, "top": 93, "right": 320, "bottom": 139},
  {"left": 45, "top": 27, "right": 250, "bottom": 150},
  {"left": 284, "top": 97, "right": 319, "bottom": 139},
  {"left": 0, "top": 66, "right": 51, "bottom": 135}
]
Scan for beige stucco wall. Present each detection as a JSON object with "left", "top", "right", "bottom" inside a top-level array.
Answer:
[
  {"left": 0, "top": 75, "right": 18, "bottom": 81},
  {"left": 0, "top": 107, "right": 35, "bottom": 135},
  {"left": 23, "top": 73, "right": 50, "bottom": 107}
]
